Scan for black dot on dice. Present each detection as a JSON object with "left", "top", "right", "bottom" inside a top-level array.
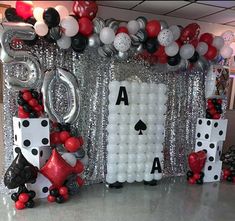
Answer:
[
  {"left": 41, "top": 120, "right": 48, "bottom": 127},
  {"left": 15, "top": 135, "right": 17, "bottom": 141},
  {"left": 214, "top": 175, "right": 218, "bottom": 180},
  {"left": 209, "top": 143, "right": 215, "bottom": 149},
  {"left": 18, "top": 122, "right": 21, "bottom": 128},
  {"left": 197, "top": 133, "right": 201, "bottom": 138},
  {"left": 23, "top": 140, "right": 31, "bottom": 147},
  {"left": 209, "top": 156, "right": 214, "bottom": 162},
  {"left": 203, "top": 149, "right": 207, "bottom": 153},
  {"left": 31, "top": 149, "right": 38, "bottom": 155},
  {"left": 42, "top": 138, "right": 49, "bottom": 145},
  {"left": 197, "top": 142, "right": 202, "bottom": 147},
  {"left": 22, "top": 120, "right": 30, "bottom": 127},
  {"left": 219, "top": 130, "right": 223, "bottom": 136},
  {"left": 214, "top": 122, "right": 218, "bottom": 128},
  {"left": 219, "top": 151, "right": 221, "bottom": 156},
  {"left": 42, "top": 187, "right": 48, "bottom": 193},
  {"left": 208, "top": 166, "right": 212, "bottom": 171},
  {"left": 40, "top": 150, "right": 43, "bottom": 157},
  {"left": 207, "top": 120, "right": 211, "bottom": 126},
  {"left": 15, "top": 147, "right": 21, "bottom": 154},
  {"left": 205, "top": 134, "right": 209, "bottom": 139},
  {"left": 198, "top": 119, "right": 202, "bottom": 125}
]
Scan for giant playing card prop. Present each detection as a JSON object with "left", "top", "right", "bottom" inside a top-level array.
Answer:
[{"left": 106, "top": 81, "right": 168, "bottom": 184}]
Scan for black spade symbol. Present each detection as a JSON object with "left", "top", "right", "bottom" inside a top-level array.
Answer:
[
  {"left": 4, "top": 152, "right": 38, "bottom": 190},
  {"left": 134, "top": 120, "right": 147, "bottom": 135}
]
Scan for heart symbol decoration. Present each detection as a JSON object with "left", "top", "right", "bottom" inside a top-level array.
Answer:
[{"left": 188, "top": 151, "right": 207, "bottom": 174}]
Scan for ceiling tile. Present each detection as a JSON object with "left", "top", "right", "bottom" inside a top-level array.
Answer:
[
  {"left": 96, "top": 1, "right": 142, "bottom": 9},
  {"left": 197, "top": 1, "right": 235, "bottom": 8},
  {"left": 225, "top": 21, "right": 235, "bottom": 27},
  {"left": 198, "top": 9, "right": 235, "bottom": 24},
  {"left": 132, "top": 1, "right": 190, "bottom": 15},
  {"left": 167, "top": 3, "right": 223, "bottom": 19}
]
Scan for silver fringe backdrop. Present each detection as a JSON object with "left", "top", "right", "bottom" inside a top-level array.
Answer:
[{"left": 0, "top": 39, "right": 206, "bottom": 193}]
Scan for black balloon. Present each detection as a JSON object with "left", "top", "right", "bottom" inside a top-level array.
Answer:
[
  {"left": 11, "top": 193, "right": 19, "bottom": 202},
  {"left": 188, "top": 51, "right": 199, "bottom": 63},
  {"left": 4, "top": 152, "right": 38, "bottom": 189},
  {"left": 186, "top": 170, "right": 193, "bottom": 178},
  {"left": 23, "top": 104, "right": 32, "bottom": 113},
  {"left": 44, "top": 32, "right": 56, "bottom": 43},
  {"left": 5, "top": 7, "right": 23, "bottom": 22},
  {"left": 71, "top": 33, "right": 88, "bottom": 53},
  {"left": 49, "top": 27, "right": 62, "bottom": 41},
  {"left": 196, "top": 179, "right": 203, "bottom": 185},
  {"left": 56, "top": 195, "right": 64, "bottom": 204},
  {"left": 25, "top": 200, "right": 35, "bottom": 208},
  {"left": 50, "top": 188, "right": 59, "bottom": 197},
  {"left": 144, "top": 38, "right": 159, "bottom": 54},
  {"left": 43, "top": 7, "right": 60, "bottom": 28},
  {"left": 168, "top": 53, "right": 181, "bottom": 66},
  {"left": 212, "top": 98, "right": 217, "bottom": 104},
  {"left": 206, "top": 113, "right": 212, "bottom": 119},
  {"left": 24, "top": 35, "right": 39, "bottom": 46},
  {"left": 26, "top": 17, "right": 36, "bottom": 25},
  {"left": 28, "top": 190, "right": 36, "bottom": 199}
]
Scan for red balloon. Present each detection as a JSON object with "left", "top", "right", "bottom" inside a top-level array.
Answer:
[
  {"left": 40, "top": 149, "right": 78, "bottom": 188},
  {"left": 76, "top": 176, "right": 85, "bottom": 186},
  {"left": 180, "top": 23, "right": 200, "bottom": 44},
  {"left": 188, "top": 177, "right": 196, "bottom": 184},
  {"left": 188, "top": 151, "right": 207, "bottom": 174},
  {"left": 199, "top": 33, "right": 213, "bottom": 45},
  {"left": 191, "top": 38, "right": 199, "bottom": 48},
  {"left": 19, "top": 193, "right": 29, "bottom": 203},
  {"left": 158, "top": 55, "right": 168, "bottom": 64},
  {"left": 50, "top": 132, "right": 61, "bottom": 145},
  {"left": 212, "top": 113, "right": 220, "bottom": 119},
  {"left": 209, "top": 108, "right": 217, "bottom": 115},
  {"left": 116, "top": 27, "right": 129, "bottom": 35},
  {"left": 22, "top": 91, "right": 32, "bottom": 101},
  {"left": 207, "top": 99, "right": 212, "bottom": 104},
  {"left": 146, "top": 20, "right": 161, "bottom": 38},
  {"left": 204, "top": 45, "right": 217, "bottom": 60},
  {"left": 15, "top": 0, "right": 33, "bottom": 20},
  {"left": 15, "top": 200, "right": 25, "bottom": 210},
  {"left": 18, "top": 109, "right": 30, "bottom": 118},
  {"left": 207, "top": 103, "right": 214, "bottom": 110},
  {"left": 74, "top": 160, "right": 84, "bottom": 174},
  {"left": 34, "top": 105, "right": 43, "bottom": 112},
  {"left": 59, "top": 186, "right": 68, "bottom": 196},
  {"left": 59, "top": 131, "right": 71, "bottom": 144},
  {"left": 223, "top": 169, "right": 231, "bottom": 177},
  {"left": 28, "top": 98, "right": 38, "bottom": 107},
  {"left": 154, "top": 45, "right": 165, "bottom": 57},
  {"left": 176, "top": 39, "right": 182, "bottom": 47},
  {"left": 63, "top": 194, "right": 69, "bottom": 201},
  {"left": 73, "top": 1, "right": 98, "bottom": 20},
  {"left": 78, "top": 17, "right": 93, "bottom": 36},
  {"left": 217, "top": 99, "right": 222, "bottom": 104},
  {"left": 64, "top": 137, "right": 81, "bottom": 152},
  {"left": 193, "top": 173, "right": 200, "bottom": 180},
  {"left": 47, "top": 195, "right": 55, "bottom": 203}
]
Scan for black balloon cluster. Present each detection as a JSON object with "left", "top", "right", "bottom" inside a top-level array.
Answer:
[{"left": 186, "top": 170, "right": 204, "bottom": 185}]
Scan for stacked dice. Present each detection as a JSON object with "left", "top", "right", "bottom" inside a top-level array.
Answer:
[
  {"left": 195, "top": 118, "right": 228, "bottom": 182},
  {"left": 13, "top": 116, "right": 52, "bottom": 198}
]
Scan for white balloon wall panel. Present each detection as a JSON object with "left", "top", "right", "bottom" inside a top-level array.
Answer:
[{"left": 106, "top": 81, "right": 168, "bottom": 184}]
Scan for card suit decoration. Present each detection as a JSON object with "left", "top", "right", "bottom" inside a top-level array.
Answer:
[
  {"left": 188, "top": 151, "right": 207, "bottom": 174},
  {"left": 134, "top": 120, "right": 147, "bottom": 135}
]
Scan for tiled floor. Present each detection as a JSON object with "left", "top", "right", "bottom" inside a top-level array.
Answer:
[{"left": 0, "top": 177, "right": 235, "bottom": 221}]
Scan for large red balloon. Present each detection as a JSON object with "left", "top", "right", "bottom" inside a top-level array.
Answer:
[
  {"left": 64, "top": 137, "right": 81, "bottom": 152},
  {"left": 204, "top": 45, "right": 217, "bottom": 60},
  {"left": 199, "top": 33, "right": 213, "bottom": 45},
  {"left": 78, "top": 17, "right": 93, "bottom": 36},
  {"left": 146, "top": 20, "right": 161, "bottom": 38},
  {"left": 73, "top": 1, "right": 98, "bottom": 20},
  {"left": 15, "top": 0, "right": 33, "bottom": 20},
  {"left": 188, "top": 151, "right": 206, "bottom": 174},
  {"left": 180, "top": 23, "right": 200, "bottom": 44}
]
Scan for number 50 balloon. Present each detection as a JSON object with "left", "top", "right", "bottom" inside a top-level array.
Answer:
[{"left": 42, "top": 68, "right": 80, "bottom": 124}]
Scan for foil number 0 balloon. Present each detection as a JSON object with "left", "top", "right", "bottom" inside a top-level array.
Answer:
[
  {"left": 42, "top": 68, "right": 80, "bottom": 124},
  {"left": 0, "top": 22, "right": 41, "bottom": 89}
]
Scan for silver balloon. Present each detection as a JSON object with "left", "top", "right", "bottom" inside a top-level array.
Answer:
[
  {"left": 136, "top": 44, "right": 144, "bottom": 53},
  {"left": 93, "top": 17, "right": 105, "bottom": 34},
  {"left": 159, "top": 20, "right": 169, "bottom": 30},
  {"left": 0, "top": 22, "right": 41, "bottom": 89},
  {"left": 116, "top": 51, "right": 129, "bottom": 60},
  {"left": 42, "top": 68, "right": 80, "bottom": 124},
  {"left": 75, "top": 148, "right": 86, "bottom": 159},
  {"left": 88, "top": 33, "right": 101, "bottom": 47},
  {"left": 178, "top": 59, "right": 189, "bottom": 71},
  {"left": 195, "top": 56, "right": 210, "bottom": 71}
]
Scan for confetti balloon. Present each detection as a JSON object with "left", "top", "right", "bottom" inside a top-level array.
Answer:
[
  {"left": 113, "top": 33, "right": 131, "bottom": 52},
  {"left": 158, "top": 29, "right": 174, "bottom": 46},
  {"left": 220, "top": 45, "right": 233, "bottom": 58},
  {"left": 73, "top": 0, "right": 98, "bottom": 20}
]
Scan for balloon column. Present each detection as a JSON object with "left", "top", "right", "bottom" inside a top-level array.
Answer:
[{"left": 3, "top": 1, "right": 234, "bottom": 70}]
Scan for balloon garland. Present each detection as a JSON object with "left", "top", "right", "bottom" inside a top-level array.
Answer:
[{"left": 3, "top": 0, "right": 234, "bottom": 72}]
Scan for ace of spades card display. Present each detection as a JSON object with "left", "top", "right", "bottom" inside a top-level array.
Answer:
[{"left": 106, "top": 81, "right": 168, "bottom": 184}]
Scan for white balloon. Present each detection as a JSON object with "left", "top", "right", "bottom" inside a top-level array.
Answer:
[
  {"left": 108, "top": 154, "right": 119, "bottom": 163},
  {"left": 107, "top": 124, "right": 119, "bottom": 134},
  {"left": 119, "top": 154, "right": 128, "bottom": 163},
  {"left": 196, "top": 42, "right": 208, "bottom": 55},
  {"left": 34, "top": 21, "right": 48, "bottom": 36},
  {"left": 212, "top": 36, "right": 224, "bottom": 50},
  {"left": 154, "top": 173, "right": 163, "bottom": 180},
  {"left": 57, "top": 34, "right": 71, "bottom": 49},
  {"left": 136, "top": 172, "right": 144, "bottom": 182},
  {"left": 117, "top": 173, "right": 127, "bottom": 182},
  {"left": 107, "top": 163, "right": 118, "bottom": 174},
  {"left": 108, "top": 134, "right": 120, "bottom": 145},
  {"left": 118, "top": 163, "right": 127, "bottom": 172},
  {"left": 128, "top": 154, "right": 136, "bottom": 163},
  {"left": 119, "top": 124, "right": 129, "bottom": 135},
  {"left": 107, "top": 144, "right": 119, "bottom": 154},
  {"left": 61, "top": 16, "right": 79, "bottom": 37},
  {"left": 127, "top": 173, "right": 136, "bottom": 183},
  {"left": 127, "top": 20, "right": 140, "bottom": 35},
  {"left": 180, "top": 44, "right": 195, "bottom": 59},
  {"left": 127, "top": 163, "right": 136, "bottom": 173},
  {"left": 144, "top": 174, "right": 154, "bottom": 182},
  {"left": 158, "top": 29, "right": 174, "bottom": 46},
  {"left": 220, "top": 45, "right": 233, "bottom": 58},
  {"left": 128, "top": 145, "right": 137, "bottom": 154},
  {"left": 33, "top": 7, "right": 44, "bottom": 22},
  {"left": 119, "top": 144, "right": 129, "bottom": 154},
  {"left": 100, "top": 27, "right": 115, "bottom": 44},
  {"left": 113, "top": 33, "right": 131, "bottom": 52},
  {"left": 165, "top": 42, "right": 179, "bottom": 56},
  {"left": 55, "top": 5, "right": 69, "bottom": 20},
  {"left": 169, "top": 25, "right": 181, "bottom": 41},
  {"left": 137, "top": 153, "right": 146, "bottom": 162},
  {"left": 62, "top": 153, "right": 77, "bottom": 167},
  {"left": 136, "top": 163, "right": 145, "bottom": 172},
  {"left": 106, "top": 174, "right": 117, "bottom": 184}
]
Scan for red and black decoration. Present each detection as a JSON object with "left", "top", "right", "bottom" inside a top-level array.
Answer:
[
  {"left": 17, "top": 89, "right": 44, "bottom": 118},
  {"left": 47, "top": 186, "right": 69, "bottom": 204},
  {"left": 187, "top": 150, "right": 207, "bottom": 185},
  {"left": 206, "top": 98, "right": 223, "bottom": 120}
]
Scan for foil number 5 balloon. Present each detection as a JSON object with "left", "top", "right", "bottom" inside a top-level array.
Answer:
[{"left": 42, "top": 68, "right": 80, "bottom": 124}]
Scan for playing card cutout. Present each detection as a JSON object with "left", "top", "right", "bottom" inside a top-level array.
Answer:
[{"left": 134, "top": 120, "right": 147, "bottom": 135}]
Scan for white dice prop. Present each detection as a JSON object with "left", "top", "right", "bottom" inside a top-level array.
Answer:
[
  {"left": 27, "top": 173, "right": 52, "bottom": 199},
  {"left": 106, "top": 81, "right": 167, "bottom": 184},
  {"left": 203, "top": 160, "right": 222, "bottom": 183},
  {"left": 196, "top": 118, "right": 228, "bottom": 142},
  {"left": 13, "top": 145, "right": 51, "bottom": 169},
  {"left": 13, "top": 117, "right": 50, "bottom": 148},
  {"left": 195, "top": 139, "right": 223, "bottom": 162}
]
